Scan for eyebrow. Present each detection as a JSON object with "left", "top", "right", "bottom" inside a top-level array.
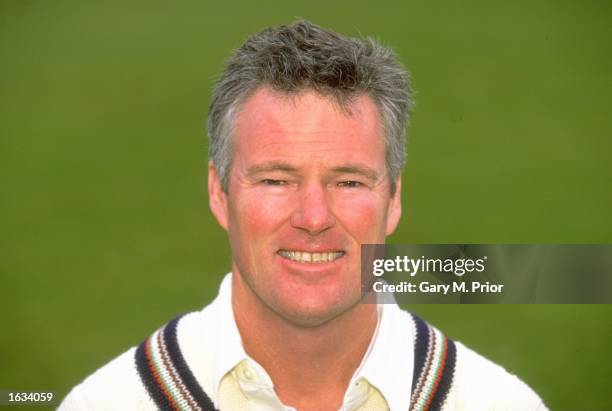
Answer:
[
  {"left": 246, "top": 162, "right": 380, "bottom": 182},
  {"left": 330, "top": 165, "right": 380, "bottom": 182},
  {"left": 246, "top": 162, "right": 299, "bottom": 177}
]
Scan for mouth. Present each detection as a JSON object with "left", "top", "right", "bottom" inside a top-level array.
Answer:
[{"left": 277, "top": 250, "right": 345, "bottom": 264}]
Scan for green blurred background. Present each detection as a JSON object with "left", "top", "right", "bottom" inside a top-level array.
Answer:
[{"left": 1, "top": 0, "right": 611, "bottom": 409}]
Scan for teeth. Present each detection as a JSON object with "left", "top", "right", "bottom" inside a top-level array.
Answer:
[{"left": 278, "top": 250, "right": 344, "bottom": 264}]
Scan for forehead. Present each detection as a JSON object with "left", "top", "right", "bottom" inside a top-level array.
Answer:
[{"left": 232, "top": 87, "right": 385, "bottom": 163}]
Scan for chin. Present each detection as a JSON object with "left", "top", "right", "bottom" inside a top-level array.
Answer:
[{"left": 272, "top": 291, "right": 362, "bottom": 328}]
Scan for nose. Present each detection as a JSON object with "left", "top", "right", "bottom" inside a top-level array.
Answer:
[{"left": 290, "top": 182, "right": 335, "bottom": 235}]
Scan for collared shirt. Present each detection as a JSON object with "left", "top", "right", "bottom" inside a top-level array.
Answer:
[{"left": 204, "top": 273, "right": 414, "bottom": 411}]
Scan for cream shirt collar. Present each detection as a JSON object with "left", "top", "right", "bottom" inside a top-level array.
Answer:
[{"left": 210, "top": 273, "right": 414, "bottom": 411}]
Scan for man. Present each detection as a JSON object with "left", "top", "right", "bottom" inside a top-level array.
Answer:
[{"left": 60, "top": 20, "right": 546, "bottom": 410}]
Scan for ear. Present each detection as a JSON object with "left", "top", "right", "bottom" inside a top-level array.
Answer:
[
  {"left": 208, "top": 161, "right": 229, "bottom": 231},
  {"left": 385, "top": 175, "right": 402, "bottom": 236}
]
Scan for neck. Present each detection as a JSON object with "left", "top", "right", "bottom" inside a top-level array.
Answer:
[{"left": 232, "top": 271, "right": 378, "bottom": 411}]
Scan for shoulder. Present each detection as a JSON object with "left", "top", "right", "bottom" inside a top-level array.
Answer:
[
  {"left": 449, "top": 341, "right": 547, "bottom": 410},
  {"left": 400, "top": 309, "right": 547, "bottom": 411},
  {"left": 59, "top": 311, "right": 209, "bottom": 411},
  {"left": 58, "top": 346, "right": 153, "bottom": 410}
]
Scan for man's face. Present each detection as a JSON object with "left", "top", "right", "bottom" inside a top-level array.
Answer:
[{"left": 209, "top": 87, "right": 401, "bottom": 326}]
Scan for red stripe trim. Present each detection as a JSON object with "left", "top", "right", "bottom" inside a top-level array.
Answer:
[
  {"left": 423, "top": 335, "right": 449, "bottom": 410},
  {"left": 144, "top": 335, "right": 181, "bottom": 411}
]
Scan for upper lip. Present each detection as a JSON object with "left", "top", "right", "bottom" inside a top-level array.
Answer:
[{"left": 278, "top": 248, "right": 345, "bottom": 253}]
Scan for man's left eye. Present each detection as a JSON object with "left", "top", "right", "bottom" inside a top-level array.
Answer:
[
  {"left": 262, "top": 179, "right": 287, "bottom": 186},
  {"left": 337, "top": 181, "right": 363, "bottom": 188}
]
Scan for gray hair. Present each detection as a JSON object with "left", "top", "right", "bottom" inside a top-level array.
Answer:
[{"left": 207, "top": 20, "right": 413, "bottom": 195}]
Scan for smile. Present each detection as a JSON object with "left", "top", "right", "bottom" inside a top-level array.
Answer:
[{"left": 278, "top": 250, "right": 345, "bottom": 263}]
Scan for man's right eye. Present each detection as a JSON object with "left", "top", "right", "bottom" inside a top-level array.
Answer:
[{"left": 261, "top": 179, "right": 287, "bottom": 186}]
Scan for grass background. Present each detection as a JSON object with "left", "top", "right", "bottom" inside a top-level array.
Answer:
[{"left": 1, "top": 0, "right": 611, "bottom": 409}]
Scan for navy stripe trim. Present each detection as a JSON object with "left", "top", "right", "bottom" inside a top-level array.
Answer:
[
  {"left": 135, "top": 338, "right": 176, "bottom": 410},
  {"left": 411, "top": 314, "right": 431, "bottom": 392},
  {"left": 163, "top": 315, "right": 217, "bottom": 411},
  {"left": 410, "top": 313, "right": 457, "bottom": 411}
]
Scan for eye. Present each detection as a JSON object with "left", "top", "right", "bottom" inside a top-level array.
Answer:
[
  {"left": 337, "top": 180, "right": 363, "bottom": 188},
  {"left": 261, "top": 179, "right": 287, "bottom": 186}
]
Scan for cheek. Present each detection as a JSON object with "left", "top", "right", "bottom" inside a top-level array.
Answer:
[
  {"left": 228, "top": 190, "right": 293, "bottom": 243},
  {"left": 332, "top": 194, "right": 388, "bottom": 239}
]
